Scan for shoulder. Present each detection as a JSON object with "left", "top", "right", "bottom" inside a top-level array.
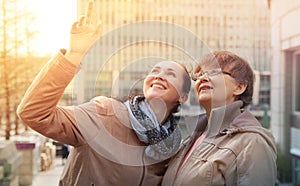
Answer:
[
  {"left": 92, "top": 96, "right": 114, "bottom": 105},
  {"left": 224, "top": 129, "right": 276, "bottom": 158},
  {"left": 91, "top": 96, "right": 128, "bottom": 115},
  {"left": 231, "top": 110, "right": 261, "bottom": 128}
]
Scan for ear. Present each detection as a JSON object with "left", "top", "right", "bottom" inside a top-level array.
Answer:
[
  {"left": 179, "top": 93, "right": 189, "bottom": 103},
  {"left": 233, "top": 82, "right": 247, "bottom": 96}
]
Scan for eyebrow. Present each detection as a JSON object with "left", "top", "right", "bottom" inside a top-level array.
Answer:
[
  {"left": 152, "top": 66, "right": 161, "bottom": 70},
  {"left": 152, "top": 66, "right": 176, "bottom": 72},
  {"left": 166, "top": 68, "right": 176, "bottom": 72}
]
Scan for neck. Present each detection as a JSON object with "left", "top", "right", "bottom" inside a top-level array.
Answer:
[
  {"left": 147, "top": 98, "right": 171, "bottom": 124},
  {"left": 201, "top": 103, "right": 211, "bottom": 120},
  {"left": 205, "top": 101, "right": 238, "bottom": 121},
  {"left": 206, "top": 111, "right": 211, "bottom": 120}
]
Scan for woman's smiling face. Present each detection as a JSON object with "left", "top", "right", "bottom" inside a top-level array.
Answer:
[
  {"left": 143, "top": 61, "right": 188, "bottom": 109},
  {"left": 193, "top": 66, "right": 238, "bottom": 109},
  {"left": 192, "top": 51, "right": 253, "bottom": 110}
]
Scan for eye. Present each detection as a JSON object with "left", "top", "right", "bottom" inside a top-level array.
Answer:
[
  {"left": 207, "top": 68, "right": 222, "bottom": 76},
  {"left": 198, "top": 72, "right": 204, "bottom": 76},
  {"left": 150, "top": 69, "right": 159, "bottom": 74},
  {"left": 167, "top": 71, "right": 176, "bottom": 77},
  {"left": 191, "top": 72, "right": 202, "bottom": 81},
  {"left": 196, "top": 71, "right": 205, "bottom": 77},
  {"left": 207, "top": 69, "right": 218, "bottom": 76}
]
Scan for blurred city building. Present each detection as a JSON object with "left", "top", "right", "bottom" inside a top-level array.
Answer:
[
  {"left": 72, "top": 0, "right": 271, "bottom": 113},
  {"left": 271, "top": 0, "right": 300, "bottom": 185}
]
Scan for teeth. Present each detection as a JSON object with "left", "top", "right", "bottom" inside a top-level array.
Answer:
[
  {"left": 200, "top": 86, "right": 212, "bottom": 91},
  {"left": 152, "top": 84, "right": 165, "bottom": 89}
]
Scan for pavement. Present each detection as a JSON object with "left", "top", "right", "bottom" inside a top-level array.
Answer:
[{"left": 32, "top": 157, "right": 64, "bottom": 186}]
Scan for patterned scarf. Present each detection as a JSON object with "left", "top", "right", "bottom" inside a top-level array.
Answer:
[{"left": 124, "top": 96, "right": 182, "bottom": 161}]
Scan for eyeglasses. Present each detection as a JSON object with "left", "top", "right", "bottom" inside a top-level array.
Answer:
[{"left": 192, "top": 68, "right": 232, "bottom": 81}]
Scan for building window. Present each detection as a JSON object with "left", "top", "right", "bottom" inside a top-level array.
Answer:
[
  {"left": 259, "top": 74, "right": 270, "bottom": 106},
  {"left": 292, "top": 158, "right": 300, "bottom": 186},
  {"left": 294, "top": 54, "right": 300, "bottom": 112}
]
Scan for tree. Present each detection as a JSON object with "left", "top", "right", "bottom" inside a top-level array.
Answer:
[{"left": 0, "top": 0, "right": 47, "bottom": 140}]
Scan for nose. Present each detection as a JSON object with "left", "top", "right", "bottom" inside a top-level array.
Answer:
[
  {"left": 195, "top": 74, "right": 209, "bottom": 92},
  {"left": 153, "top": 71, "right": 166, "bottom": 80},
  {"left": 154, "top": 76, "right": 163, "bottom": 81},
  {"left": 195, "top": 72, "right": 209, "bottom": 82}
]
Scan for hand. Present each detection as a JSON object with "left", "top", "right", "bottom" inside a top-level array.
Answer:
[{"left": 65, "top": 0, "right": 101, "bottom": 66}]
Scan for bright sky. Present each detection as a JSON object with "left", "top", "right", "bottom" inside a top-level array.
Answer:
[{"left": 29, "top": 0, "right": 77, "bottom": 55}]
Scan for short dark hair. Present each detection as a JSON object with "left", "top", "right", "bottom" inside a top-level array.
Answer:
[{"left": 194, "top": 50, "right": 255, "bottom": 108}]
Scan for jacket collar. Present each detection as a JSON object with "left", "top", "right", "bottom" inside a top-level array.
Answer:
[{"left": 205, "top": 101, "right": 243, "bottom": 138}]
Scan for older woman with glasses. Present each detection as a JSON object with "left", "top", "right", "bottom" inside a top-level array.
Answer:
[{"left": 162, "top": 50, "right": 277, "bottom": 186}]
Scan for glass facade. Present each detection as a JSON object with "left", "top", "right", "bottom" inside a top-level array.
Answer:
[{"left": 76, "top": 0, "right": 271, "bottom": 109}]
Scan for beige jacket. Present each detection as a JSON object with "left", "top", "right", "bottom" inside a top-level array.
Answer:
[
  {"left": 17, "top": 51, "right": 169, "bottom": 186},
  {"left": 162, "top": 101, "right": 277, "bottom": 186}
]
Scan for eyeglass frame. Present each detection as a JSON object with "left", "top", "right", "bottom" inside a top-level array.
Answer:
[{"left": 191, "top": 68, "right": 232, "bottom": 81}]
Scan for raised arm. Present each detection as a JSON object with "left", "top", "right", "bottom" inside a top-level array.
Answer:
[{"left": 17, "top": 0, "right": 101, "bottom": 146}]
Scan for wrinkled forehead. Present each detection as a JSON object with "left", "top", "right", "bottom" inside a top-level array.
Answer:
[
  {"left": 194, "top": 59, "right": 221, "bottom": 73},
  {"left": 194, "top": 52, "right": 237, "bottom": 73}
]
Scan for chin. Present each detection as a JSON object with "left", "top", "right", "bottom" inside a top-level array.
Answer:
[
  {"left": 146, "top": 94, "right": 163, "bottom": 101},
  {"left": 198, "top": 95, "right": 211, "bottom": 102},
  {"left": 198, "top": 97, "right": 211, "bottom": 105},
  {"left": 146, "top": 90, "right": 164, "bottom": 99}
]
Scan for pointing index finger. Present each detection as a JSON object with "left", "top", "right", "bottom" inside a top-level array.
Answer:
[{"left": 86, "top": 0, "right": 94, "bottom": 24}]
